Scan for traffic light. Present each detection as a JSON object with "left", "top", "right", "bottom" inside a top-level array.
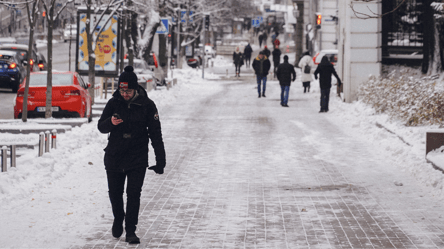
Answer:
[
  {"left": 204, "top": 15, "right": 210, "bottom": 30},
  {"left": 316, "top": 13, "right": 322, "bottom": 29},
  {"left": 42, "top": 11, "right": 46, "bottom": 17},
  {"left": 168, "top": 33, "right": 172, "bottom": 43}
]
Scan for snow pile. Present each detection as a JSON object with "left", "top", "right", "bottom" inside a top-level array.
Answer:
[
  {"left": 427, "top": 146, "right": 444, "bottom": 170},
  {"left": 359, "top": 66, "right": 444, "bottom": 126}
]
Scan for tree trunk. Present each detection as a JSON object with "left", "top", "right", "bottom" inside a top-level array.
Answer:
[
  {"left": 86, "top": 1, "right": 96, "bottom": 104},
  {"left": 142, "top": 22, "right": 161, "bottom": 62},
  {"left": 422, "top": 0, "right": 434, "bottom": 74},
  {"left": 22, "top": 3, "right": 38, "bottom": 122},
  {"left": 44, "top": 13, "right": 54, "bottom": 119}
]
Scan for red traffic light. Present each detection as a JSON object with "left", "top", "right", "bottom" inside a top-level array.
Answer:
[
  {"left": 316, "top": 14, "right": 322, "bottom": 25},
  {"left": 42, "top": 11, "right": 46, "bottom": 17}
]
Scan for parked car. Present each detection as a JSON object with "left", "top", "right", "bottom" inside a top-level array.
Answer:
[
  {"left": 146, "top": 52, "right": 166, "bottom": 85},
  {"left": 124, "top": 57, "right": 165, "bottom": 86},
  {"left": 36, "top": 52, "right": 47, "bottom": 71},
  {"left": 313, "top": 49, "right": 338, "bottom": 65},
  {"left": 14, "top": 71, "right": 92, "bottom": 122},
  {"left": 0, "top": 50, "right": 27, "bottom": 92},
  {"left": 204, "top": 45, "right": 216, "bottom": 58},
  {"left": 0, "top": 43, "right": 39, "bottom": 72},
  {"left": 63, "top": 24, "right": 77, "bottom": 42},
  {"left": 122, "top": 59, "right": 155, "bottom": 88}
]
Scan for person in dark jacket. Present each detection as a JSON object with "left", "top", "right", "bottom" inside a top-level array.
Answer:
[
  {"left": 276, "top": 55, "right": 296, "bottom": 107},
  {"left": 262, "top": 45, "right": 271, "bottom": 58},
  {"left": 233, "top": 46, "right": 244, "bottom": 77},
  {"left": 98, "top": 66, "right": 166, "bottom": 244},
  {"left": 271, "top": 45, "right": 282, "bottom": 78},
  {"left": 243, "top": 43, "right": 253, "bottom": 68},
  {"left": 252, "top": 51, "right": 271, "bottom": 98},
  {"left": 314, "top": 56, "right": 342, "bottom": 112}
]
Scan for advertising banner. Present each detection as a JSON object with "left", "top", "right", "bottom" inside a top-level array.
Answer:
[{"left": 76, "top": 9, "right": 121, "bottom": 77}]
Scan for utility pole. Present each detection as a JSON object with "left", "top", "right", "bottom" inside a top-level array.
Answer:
[
  {"left": 176, "top": 8, "right": 180, "bottom": 69},
  {"left": 202, "top": 16, "right": 205, "bottom": 78}
]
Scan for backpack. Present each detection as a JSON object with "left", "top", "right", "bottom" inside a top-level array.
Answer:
[{"left": 304, "top": 64, "right": 311, "bottom": 74}]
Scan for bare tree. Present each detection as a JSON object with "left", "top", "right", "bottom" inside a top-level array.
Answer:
[
  {"left": 0, "top": 0, "right": 41, "bottom": 122},
  {"left": 41, "top": 0, "right": 74, "bottom": 118}
]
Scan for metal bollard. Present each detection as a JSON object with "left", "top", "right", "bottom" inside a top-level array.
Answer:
[
  {"left": 1, "top": 146, "right": 7, "bottom": 172},
  {"left": 45, "top": 131, "right": 50, "bottom": 153},
  {"left": 10, "top": 145, "right": 16, "bottom": 168},
  {"left": 39, "top": 132, "right": 45, "bottom": 157},
  {"left": 51, "top": 129, "right": 57, "bottom": 149}
]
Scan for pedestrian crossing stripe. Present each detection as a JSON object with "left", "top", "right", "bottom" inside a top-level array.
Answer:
[{"left": 156, "top": 19, "right": 169, "bottom": 34}]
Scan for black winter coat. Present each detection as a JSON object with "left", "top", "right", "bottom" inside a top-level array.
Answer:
[
  {"left": 98, "top": 86, "right": 165, "bottom": 172},
  {"left": 252, "top": 56, "right": 271, "bottom": 77},
  {"left": 233, "top": 51, "right": 244, "bottom": 66},
  {"left": 276, "top": 61, "right": 296, "bottom": 86},
  {"left": 272, "top": 48, "right": 281, "bottom": 64},
  {"left": 314, "top": 56, "right": 342, "bottom": 89},
  {"left": 263, "top": 48, "right": 271, "bottom": 58},
  {"left": 244, "top": 45, "right": 253, "bottom": 58}
]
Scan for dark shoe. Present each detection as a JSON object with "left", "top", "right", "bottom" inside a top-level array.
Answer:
[
  {"left": 319, "top": 109, "right": 325, "bottom": 113},
  {"left": 283, "top": 104, "right": 289, "bottom": 107},
  {"left": 126, "top": 233, "right": 140, "bottom": 244},
  {"left": 262, "top": 93, "right": 266, "bottom": 97},
  {"left": 258, "top": 93, "right": 261, "bottom": 98},
  {"left": 112, "top": 219, "right": 124, "bottom": 238}
]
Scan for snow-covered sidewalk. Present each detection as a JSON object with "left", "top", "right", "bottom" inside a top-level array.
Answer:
[{"left": 1, "top": 58, "right": 444, "bottom": 247}]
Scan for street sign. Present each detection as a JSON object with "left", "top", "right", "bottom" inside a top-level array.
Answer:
[
  {"left": 181, "top": 11, "right": 194, "bottom": 23},
  {"left": 156, "top": 18, "right": 169, "bottom": 34},
  {"left": 252, "top": 16, "right": 263, "bottom": 28}
]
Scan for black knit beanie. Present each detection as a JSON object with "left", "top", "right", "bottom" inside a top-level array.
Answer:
[{"left": 118, "top": 66, "right": 138, "bottom": 90}]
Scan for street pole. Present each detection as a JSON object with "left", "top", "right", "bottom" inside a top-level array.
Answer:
[
  {"left": 202, "top": 16, "right": 205, "bottom": 79},
  {"left": 176, "top": 9, "right": 180, "bottom": 69}
]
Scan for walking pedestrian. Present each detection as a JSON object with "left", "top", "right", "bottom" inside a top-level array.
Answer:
[
  {"left": 273, "top": 33, "right": 280, "bottom": 47},
  {"left": 252, "top": 51, "right": 271, "bottom": 98},
  {"left": 262, "top": 45, "right": 271, "bottom": 58},
  {"left": 243, "top": 43, "right": 253, "bottom": 68},
  {"left": 314, "top": 56, "right": 342, "bottom": 113},
  {"left": 272, "top": 45, "right": 281, "bottom": 77},
  {"left": 262, "top": 32, "right": 268, "bottom": 47},
  {"left": 298, "top": 51, "right": 315, "bottom": 93},
  {"left": 233, "top": 46, "right": 244, "bottom": 77},
  {"left": 98, "top": 66, "right": 166, "bottom": 244},
  {"left": 258, "top": 33, "right": 263, "bottom": 48},
  {"left": 276, "top": 55, "right": 296, "bottom": 107}
]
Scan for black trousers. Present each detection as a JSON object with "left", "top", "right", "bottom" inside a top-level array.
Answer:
[
  {"left": 107, "top": 167, "right": 147, "bottom": 234},
  {"left": 245, "top": 56, "right": 251, "bottom": 67},
  {"left": 235, "top": 64, "right": 241, "bottom": 74}
]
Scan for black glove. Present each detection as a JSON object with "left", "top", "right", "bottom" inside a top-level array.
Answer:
[{"left": 148, "top": 165, "right": 164, "bottom": 174}]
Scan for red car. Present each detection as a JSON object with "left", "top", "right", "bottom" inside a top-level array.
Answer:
[{"left": 14, "top": 71, "right": 92, "bottom": 122}]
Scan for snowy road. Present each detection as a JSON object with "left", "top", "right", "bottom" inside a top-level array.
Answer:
[
  {"left": 84, "top": 73, "right": 444, "bottom": 248},
  {"left": 2, "top": 67, "right": 444, "bottom": 248}
]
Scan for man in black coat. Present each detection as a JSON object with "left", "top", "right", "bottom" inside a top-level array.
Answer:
[
  {"left": 243, "top": 43, "right": 253, "bottom": 68},
  {"left": 252, "top": 51, "right": 271, "bottom": 98},
  {"left": 98, "top": 66, "right": 166, "bottom": 244},
  {"left": 276, "top": 55, "right": 296, "bottom": 107},
  {"left": 314, "top": 56, "right": 342, "bottom": 112},
  {"left": 272, "top": 45, "right": 282, "bottom": 78}
]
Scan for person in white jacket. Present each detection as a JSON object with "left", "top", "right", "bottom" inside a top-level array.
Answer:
[{"left": 298, "top": 51, "right": 315, "bottom": 93}]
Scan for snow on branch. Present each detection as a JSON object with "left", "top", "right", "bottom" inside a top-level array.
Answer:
[{"left": 350, "top": 0, "right": 406, "bottom": 19}]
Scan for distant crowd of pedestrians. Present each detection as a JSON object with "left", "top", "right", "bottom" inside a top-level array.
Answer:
[{"left": 232, "top": 31, "right": 342, "bottom": 112}]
